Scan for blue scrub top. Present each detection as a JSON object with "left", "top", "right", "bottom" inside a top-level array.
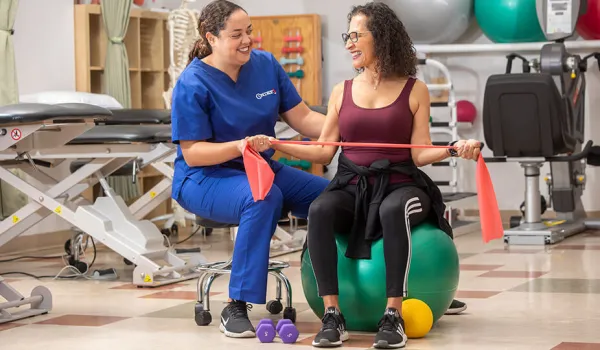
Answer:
[{"left": 170, "top": 49, "right": 303, "bottom": 201}]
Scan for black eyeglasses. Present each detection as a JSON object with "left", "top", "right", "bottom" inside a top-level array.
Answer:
[{"left": 342, "top": 31, "right": 371, "bottom": 44}]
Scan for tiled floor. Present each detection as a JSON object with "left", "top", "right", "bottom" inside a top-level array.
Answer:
[{"left": 2, "top": 227, "right": 600, "bottom": 349}]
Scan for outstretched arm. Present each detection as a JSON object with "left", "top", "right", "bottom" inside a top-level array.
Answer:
[
  {"left": 410, "top": 80, "right": 452, "bottom": 167},
  {"left": 410, "top": 80, "right": 481, "bottom": 166},
  {"left": 271, "top": 82, "right": 344, "bottom": 164}
]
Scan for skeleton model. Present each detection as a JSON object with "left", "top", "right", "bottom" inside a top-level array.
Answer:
[
  {"left": 157, "top": 0, "right": 200, "bottom": 231},
  {"left": 163, "top": 0, "right": 200, "bottom": 109}
]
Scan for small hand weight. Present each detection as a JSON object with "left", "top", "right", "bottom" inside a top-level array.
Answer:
[
  {"left": 286, "top": 70, "right": 305, "bottom": 79},
  {"left": 279, "top": 56, "right": 304, "bottom": 66},
  {"left": 256, "top": 319, "right": 276, "bottom": 343}
]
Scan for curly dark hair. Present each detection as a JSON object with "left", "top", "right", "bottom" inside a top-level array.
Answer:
[
  {"left": 347, "top": 2, "right": 417, "bottom": 79},
  {"left": 187, "top": 0, "right": 246, "bottom": 65}
]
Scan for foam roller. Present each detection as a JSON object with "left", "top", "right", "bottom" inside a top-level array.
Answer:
[
  {"left": 282, "top": 46, "right": 304, "bottom": 54},
  {"left": 286, "top": 70, "right": 304, "bottom": 79},
  {"left": 279, "top": 56, "right": 304, "bottom": 66}
]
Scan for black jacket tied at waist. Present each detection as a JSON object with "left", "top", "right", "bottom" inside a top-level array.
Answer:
[{"left": 324, "top": 152, "right": 453, "bottom": 260}]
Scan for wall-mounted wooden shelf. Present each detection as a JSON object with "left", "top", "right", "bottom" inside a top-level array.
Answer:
[{"left": 74, "top": 4, "right": 170, "bottom": 109}]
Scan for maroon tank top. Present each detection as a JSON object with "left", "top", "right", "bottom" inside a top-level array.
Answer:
[{"left": 338, "top": 77, "right": 416, "bottom": 184}]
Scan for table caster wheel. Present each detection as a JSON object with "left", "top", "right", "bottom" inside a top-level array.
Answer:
[{"left": 266, "top": 300, "right": 283, "bottom": 315}]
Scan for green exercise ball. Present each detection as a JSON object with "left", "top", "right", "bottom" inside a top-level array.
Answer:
[
  {"left": 475, "top": 0, "right": 546, "bottom": 43},
  {"left": 300, "top": 221, "right": 459, "bottom": 332}
]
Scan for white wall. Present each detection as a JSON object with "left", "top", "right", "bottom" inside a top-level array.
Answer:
[
  {"left": 11, "top": 0, "right": 75, "bottom": 235},
  {"left": 8, "top": 0, "right": 600, "bottom": 238},
  {"left": 14, "top": 0, "right": 75, "bottom": 95}
]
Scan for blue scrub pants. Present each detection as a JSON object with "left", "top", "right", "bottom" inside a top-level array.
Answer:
[{"left": 177, "top": 163, "right": 329, "bottom": 304}]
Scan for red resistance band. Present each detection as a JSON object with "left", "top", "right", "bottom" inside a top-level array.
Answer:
[{"left": 241, "top": 139, "right": 503, "bottom": 243}]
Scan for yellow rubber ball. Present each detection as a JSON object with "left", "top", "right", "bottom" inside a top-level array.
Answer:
[{"left": 402, "top": 298, "right": 434, "bottom": 339}]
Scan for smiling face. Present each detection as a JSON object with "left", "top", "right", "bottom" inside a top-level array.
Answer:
[
  {"left": 206, "top": 8, "right": 253, "bottom": 66},
  {"left": 345, "top": 14, "right": 376, "bottom": 71},
  {"left": 344, "top": 3, "right": 418, "bottom": 79}
]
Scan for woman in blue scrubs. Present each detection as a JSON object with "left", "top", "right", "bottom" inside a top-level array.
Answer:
[{"left": 170, "top": 0, "right": 329, "bottom": 339}]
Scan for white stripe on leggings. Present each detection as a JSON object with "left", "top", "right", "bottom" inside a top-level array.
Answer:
[{"left": 403, "top": 196, "right": 421, "bottom": 295}]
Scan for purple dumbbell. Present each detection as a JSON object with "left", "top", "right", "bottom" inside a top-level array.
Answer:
[
  {"left": 276, "top": 319, "right": 299, "bottom": 344},
  {"left": 257, "top": 319, "right": 276, "bottom": 343}
]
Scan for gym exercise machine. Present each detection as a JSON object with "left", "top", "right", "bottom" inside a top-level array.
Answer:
[{"left": 483, "top": 0, "right": 600, "bottom": 245}]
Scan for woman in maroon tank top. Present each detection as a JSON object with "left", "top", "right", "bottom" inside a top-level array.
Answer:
[{"left": 259, "top": 3, "right": 480, "bottom": 348}]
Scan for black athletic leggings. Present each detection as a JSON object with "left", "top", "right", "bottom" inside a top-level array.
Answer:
[{"left": 307, "top": 184, "right": 431, "bottom": 298}]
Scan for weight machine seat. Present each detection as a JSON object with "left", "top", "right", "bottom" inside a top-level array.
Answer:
[
  {"left": 67, "top": 125, "right": 171, "bottom": 144},
  {"left": 0, "top": 103, "right": 112, "bottom": 124},
  {"left": 483, "top": 73, "right": 575, "bottom": 158},
  {"left": 100, "top": 109, "right": 172, "bottom": 125}
]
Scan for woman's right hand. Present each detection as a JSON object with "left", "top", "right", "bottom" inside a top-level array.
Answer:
[{"left": 238, "top": 135, "right": 272, "bottom": 153}]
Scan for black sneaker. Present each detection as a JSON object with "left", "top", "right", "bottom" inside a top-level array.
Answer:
[
  {"left": 445, "top": 299, "right": 467, "bottom": 315},
  {"left": 312, "top": 307, "right": 349, "bottom": 348},
  {"left": 219, "top": 300, "right": 255, "bottom": 338},
  {"left": 373, "top": 308, "right": 407, "bottom": 349}
]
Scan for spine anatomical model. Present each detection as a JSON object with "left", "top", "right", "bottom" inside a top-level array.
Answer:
[{"left": 163, "top": 0, "right": 200, "bottom": 109}]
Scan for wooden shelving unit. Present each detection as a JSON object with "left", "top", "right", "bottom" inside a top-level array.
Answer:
[
  {"left": 74, "top": 4, "right": 171, "bottom": 220},
  {"left": 250, "top": 14, "right": 323, "bottom": 107},
  {"left": 74, "top": 4, "right": 170, "bottom": 109}
]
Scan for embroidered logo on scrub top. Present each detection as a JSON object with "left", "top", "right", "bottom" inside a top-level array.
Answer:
[{"left": 256, "top": 89, "right": 277, "bottom": 100}]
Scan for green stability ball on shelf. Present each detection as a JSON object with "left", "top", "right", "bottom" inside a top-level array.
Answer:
[
  {"left": 475, "top": 0, "right": 546, "bottom": 43},
  {"left": 300, "top": 221, "right": 460, "bottom": 332}
]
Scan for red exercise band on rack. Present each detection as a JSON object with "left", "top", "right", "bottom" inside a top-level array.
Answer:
[{"left": 241, "top": 139, "right": 503, "bottom": 244}]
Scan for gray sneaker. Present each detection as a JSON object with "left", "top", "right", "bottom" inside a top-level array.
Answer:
[
  {"left": 373, "top": 308, "right": 407, "bottom": 349},
  {"left": 219, "top": 300, "right": 256, "bottom": 338},
  {"left": 312, "top": 307, "right": 349, "bottom": 348}
]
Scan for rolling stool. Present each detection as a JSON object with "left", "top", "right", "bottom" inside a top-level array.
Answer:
[{"left": 193, "top": 216, "right": 297, "bottom": 326}]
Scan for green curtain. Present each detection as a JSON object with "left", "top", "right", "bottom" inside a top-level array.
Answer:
[
  {"left": 0, "top": 0, "right": 28, "bottom": 219},
  {"left": 0, "top": 0, "right": 18, "bottom": 106},
  {"left": 101, "top": 0, "right": 132, "bottom": 108}
]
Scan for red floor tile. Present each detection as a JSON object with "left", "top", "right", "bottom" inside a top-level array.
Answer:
[
  {"left": 0, "top": 323, "right": 26, "bottom": 332},
  {"left": 34, "top": 314, "right": 129, "bottom": 327}
]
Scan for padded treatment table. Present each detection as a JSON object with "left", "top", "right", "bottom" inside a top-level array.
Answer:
[
  {"left": 100, "top": 108, "right": 171, "bottom": 125},
  {"left": 0, "top": 104, "right": 200, "bottom": 288},
  {"left": 0, "top": 102, "right": 113, "bottom": 324},
  {"left": 68, "top": 126, "right": 171, "bottom": 174},
  {"left": 0, "top": 102, "right": 112, "bottom": 121},
  {"left": 66, "top": 119, "right": 175, "bottom": 223},
  {"left": 68, "top": 125, "right": 172, "bottom": 144}
]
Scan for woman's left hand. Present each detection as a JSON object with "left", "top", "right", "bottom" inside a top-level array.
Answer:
[
  {"left": 246, "top": 134, "right": 272, "bottom": 153},
  {"left": 454, "top": 139, "right": 481, "bottom": 161}
]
